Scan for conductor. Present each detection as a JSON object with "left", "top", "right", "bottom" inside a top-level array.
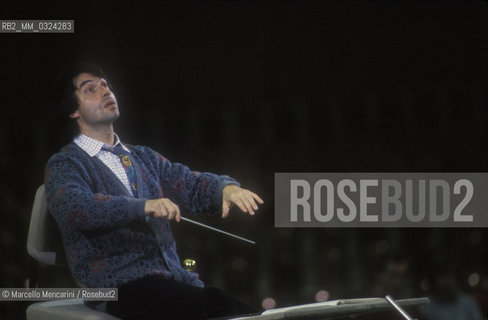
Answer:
[{"left": 44, "top": 63, "right": 263, "bottom": 319}]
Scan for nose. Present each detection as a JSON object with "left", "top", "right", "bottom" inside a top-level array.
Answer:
[{"left": 101, "top": 83, "right": 111, "bottom": 97}]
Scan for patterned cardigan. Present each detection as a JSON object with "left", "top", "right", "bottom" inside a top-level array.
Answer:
[{"left": 44, "top": 142, "right": 239, "bottom": 288}]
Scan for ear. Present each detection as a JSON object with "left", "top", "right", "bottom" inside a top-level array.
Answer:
[{"left": 70, "top": 110, "right": 79, "bottom": 119}]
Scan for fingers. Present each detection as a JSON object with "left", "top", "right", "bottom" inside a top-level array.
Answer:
[
  {"left": 175, "top": 206, "right": 181, "bottom": 222},
  {"left": 163, "top": 198, "right": 180, "bottom": 222},
  {"left": 144, "top": 198, "right": 181, "bottom": 222},
  {"left": 251, "top": 191, "right": 264, "bottom": 205},
  {"left": 221, "top": 205, "right": 230, "bottom": 219},
  {"left": 222, "top": 185, "right": 264, "bottom": 217},
  {"left": 237, "top": 190, "right": 264, "bottom": 215},
  {"left": 234, "top": 196, "right": 252, "bottom": 214}
]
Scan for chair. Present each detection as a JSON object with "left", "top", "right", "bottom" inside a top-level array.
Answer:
[{"left": 26, "top": 185, "right": 120, "bottom": 320}]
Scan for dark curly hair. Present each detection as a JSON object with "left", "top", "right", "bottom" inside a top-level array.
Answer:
[{"left": 52, "top": 62, "right": 112, "bottom": 138}]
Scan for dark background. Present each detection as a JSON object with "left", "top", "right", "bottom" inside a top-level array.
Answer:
[{"left": 1, "top": 1, "right": 488, "bottom": 319}]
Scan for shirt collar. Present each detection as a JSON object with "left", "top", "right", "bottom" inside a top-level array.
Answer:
[{"left": 74, "top": 133, "right": 131, "bottom": 157}]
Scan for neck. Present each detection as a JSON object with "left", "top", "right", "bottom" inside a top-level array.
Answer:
[{"left": 79, "top": 125, "right": 116, "bottom": 146}]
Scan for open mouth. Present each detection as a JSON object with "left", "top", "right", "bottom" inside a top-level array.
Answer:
[{"left": 103, "top": 100, "right": 116, "bottom": 108}]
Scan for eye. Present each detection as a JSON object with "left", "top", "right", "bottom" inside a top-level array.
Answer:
[{"left": 85, "top": 85, "right": 96, "bottom": 94}]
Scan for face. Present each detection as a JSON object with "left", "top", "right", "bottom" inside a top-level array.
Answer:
[{"left": 70, "top": 72, "right": 120, "bottom": 132}]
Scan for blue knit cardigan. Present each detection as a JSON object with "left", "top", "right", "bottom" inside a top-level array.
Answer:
[{"left": 44, "top": 142, "right": 239, "bottom": 288}]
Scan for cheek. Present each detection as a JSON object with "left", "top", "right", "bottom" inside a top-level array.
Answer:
[
  {"left": 74, "top": 103, "right": 99, "bottom": 121},
  {"left": 78, "top": 99, "right": 100, "bottom": 111}
]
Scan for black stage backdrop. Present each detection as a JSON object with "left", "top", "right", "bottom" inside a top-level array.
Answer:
[{"left": 1, "top": 1, "right": 487, "bottom": 319}]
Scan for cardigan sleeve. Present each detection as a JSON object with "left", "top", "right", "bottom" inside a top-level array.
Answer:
[
  {"left": 144, "top": 147, "right": 240, "bottom": 216},
  {"left": 44, "top": 153, "right": 147, "bottom": 232}
]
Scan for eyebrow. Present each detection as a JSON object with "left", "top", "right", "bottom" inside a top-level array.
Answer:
[
  {"left": 78, "top": 79, "right": 94, "bottom": 90},
  {"left": 77, "top": 78, "right": 108, "bottom": 90}
]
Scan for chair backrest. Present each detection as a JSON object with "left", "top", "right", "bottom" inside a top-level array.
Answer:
[{"left": 27, "top": 185, "right": 66, "bottom": 266}]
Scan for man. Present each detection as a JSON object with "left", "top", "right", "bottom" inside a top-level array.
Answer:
[{"left": 45, "top": 63, "right": 263, "bottom": 319}]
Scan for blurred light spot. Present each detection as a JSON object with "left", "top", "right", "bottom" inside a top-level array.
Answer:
[
  {"left": 420, "top": 279, "right": 430, "bottom": 292},
  {"left": 375, "top": 240, "right": 389, "bottom": 255},
  {"left": 327, "top": 247, "right": 342, "bottom": 262},
  {"left": 315, "top": 290, "right": 329, "bottom": 302},
  {"left": 469, "top": 273, "right": 480, "bottom": 287},
  {"left": 232, "top": 257, "right": 248, "bottom": 272},
  {"left": 262, "top": 297, "right": 276, "bottom": 310}
]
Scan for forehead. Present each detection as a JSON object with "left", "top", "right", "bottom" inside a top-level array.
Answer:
[{"left": 73, "top": 72, "right": 105, "bottom": 89}]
